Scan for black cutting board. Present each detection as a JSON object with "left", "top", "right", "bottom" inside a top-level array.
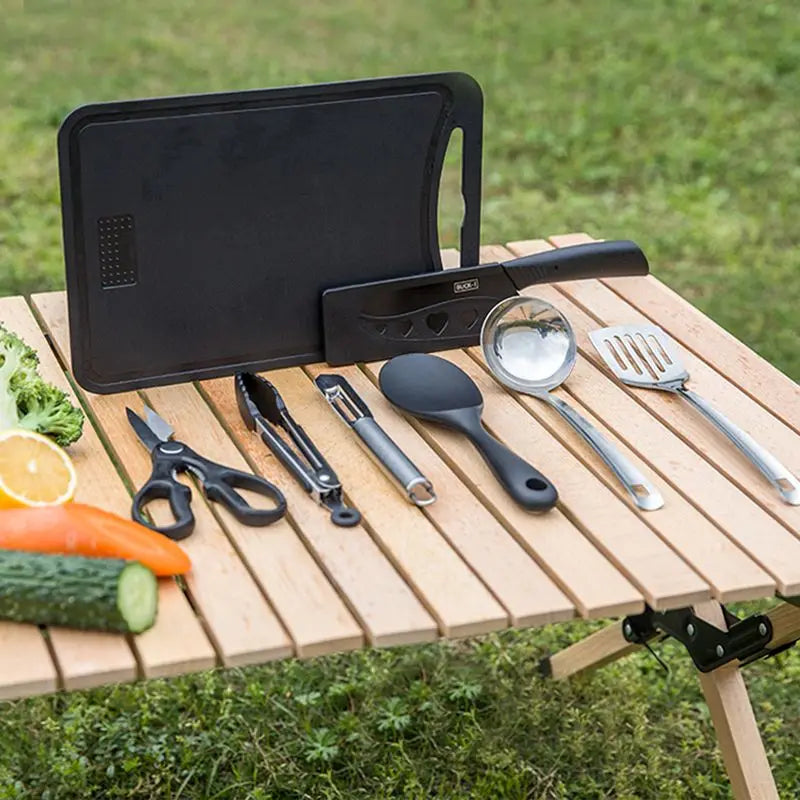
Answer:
[{"left": 58, "top": 72, "right": 482, "bottom": 393}]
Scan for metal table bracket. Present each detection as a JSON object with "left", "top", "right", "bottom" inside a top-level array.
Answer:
[{"left": 621, "top": 605, "right": 774, "bottom": 673}]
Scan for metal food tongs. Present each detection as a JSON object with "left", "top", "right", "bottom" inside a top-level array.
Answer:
[{"left": 235, "top": 372, "right": 362, "bottom": 527}]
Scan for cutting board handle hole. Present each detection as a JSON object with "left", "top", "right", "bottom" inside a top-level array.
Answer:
[{"left": 437, "top": 126, "right": 465, "bottom": 252}]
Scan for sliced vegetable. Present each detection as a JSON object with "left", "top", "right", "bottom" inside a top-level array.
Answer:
[
  {"left": 0, "top": 503, "right": 191, "bottom": 576},
  {"left": 0, "top": 429, "right": 77, "bottom": 508},
  {"left": 0, "top": 550, "right": 157, "bottom": 633}
]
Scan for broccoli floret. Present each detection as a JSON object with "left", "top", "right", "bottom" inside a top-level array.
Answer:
[
  {"left": 0, "top": 325, "right": 39, "bottom": 371},
  {"left": 0, "top": 325, "right": 38, "bottom": 432},
  {"left": 0, "top": 324, "right": 84, "bottom": 447},
  {"left": 16, "top": 381, "right": 85, "bottom": 447}
]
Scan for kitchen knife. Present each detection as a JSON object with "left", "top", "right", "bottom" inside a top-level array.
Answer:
[{"left": 322, "top": 240, "right": 648, "bottom": 365}]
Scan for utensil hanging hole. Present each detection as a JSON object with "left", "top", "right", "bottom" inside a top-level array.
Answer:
[
  {"left": 526, "top": 477, "right": 548, "bottom": 491},
  {"left": 614, "top": 335, "right": 642, "bottom": 375},
  {"left": 650, "top": 334, "right": 672, "bottom": 364},
  {"left": 331, "top": 506, "right": 361, "bottom": 527},
  {"left": 409, "top": 482, "right": 437, "bottom": 506},
  {"left": 636, "top": 333, "right": 664, "bottom": 372}
]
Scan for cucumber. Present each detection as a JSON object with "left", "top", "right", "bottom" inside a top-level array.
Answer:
[{"left": 0, "top": 551, "right": 158, "bottom": 633}]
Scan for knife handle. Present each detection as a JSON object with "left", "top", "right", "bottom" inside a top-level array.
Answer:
[{"left": 503, "top": 240, "right": 649, "bottom": 290}]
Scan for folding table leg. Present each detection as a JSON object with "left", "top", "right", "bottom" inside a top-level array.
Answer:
[
  {"left": 698, "top": 663, "right": 777, "bottom": 800},
  {"left": 540, "top": 621, "right": 639, "bottom": 679},
  {"left": 763, "top": 601, "right": 800, "bottom": 651},
  {"left": 693, "top": 601, "right": 778, "bottom": 800},
  {"left": 543, "top": 602, "right": 793, "bottom": 797}
]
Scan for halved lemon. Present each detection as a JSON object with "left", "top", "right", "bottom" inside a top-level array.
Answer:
[{"left": 0, "top": 429, "right": 77, "bottom": 508}]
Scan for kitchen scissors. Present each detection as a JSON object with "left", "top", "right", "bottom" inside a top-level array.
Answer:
[{"left": 127, "top": 405, "right": 287, "bottom": 540}]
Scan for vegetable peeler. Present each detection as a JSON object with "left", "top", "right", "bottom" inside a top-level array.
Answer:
[
  {"left": 314, "top": 373, "right": 436, "bottom": 507},
  {"left": 234, "top": 372, "right": 361, "bottom": 527}
]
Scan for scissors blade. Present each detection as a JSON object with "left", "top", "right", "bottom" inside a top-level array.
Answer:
[
  {"left": 144, "top": 405, "right": 175, "bottom": 442},
  {"left": 126, "top": 407, "right": 164, "bottom": 450}
]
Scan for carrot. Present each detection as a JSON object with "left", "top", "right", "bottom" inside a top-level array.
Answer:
[{"left": 0, "top": 503, "right": 191, "bottom": 576}]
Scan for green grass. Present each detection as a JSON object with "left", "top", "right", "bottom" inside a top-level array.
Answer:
[
  {"left": 1, "top": 0, "right": 799, "bottom": 797},
  {"left": 2, "top": 0, "right": 800, "bottom": 378},
  {"left": 1, "top": 626, "right": 798, "bottom": 799}
]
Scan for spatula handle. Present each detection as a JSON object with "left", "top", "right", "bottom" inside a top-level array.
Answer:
[
  {"left": 467, "top": 424, "right": 558, "bottom": 511},
  {"left": 676, "top": 387, "right": 800, "bottom": 505},
  {"left": 504, "top": 240, "right": 649, "bottom": 290}
]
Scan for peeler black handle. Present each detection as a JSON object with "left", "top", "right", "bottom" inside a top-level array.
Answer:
[{"left": 504, "top": 240, "right": 649, "bottom": 290}]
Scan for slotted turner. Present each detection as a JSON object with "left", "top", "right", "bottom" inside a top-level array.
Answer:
[{"left": 589, "top": 323, "right": 800, "bottom": 506}]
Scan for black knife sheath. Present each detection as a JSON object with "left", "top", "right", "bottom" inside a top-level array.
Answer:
[{"left": 322, "top": 239, "right": 649, "bottom": 365}]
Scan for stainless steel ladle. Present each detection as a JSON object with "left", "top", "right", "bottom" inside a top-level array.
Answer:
[{"left": 480, "top": 296, "right": 664, "bottom": 512}]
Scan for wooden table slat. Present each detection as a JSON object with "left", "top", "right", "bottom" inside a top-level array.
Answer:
[
  {"left": 602, "top": 274, "right": 800, "bottom": 435},
  {"left": 306, "top": 362, "right": 578, "bottom": 626},
  {"left": 267, "top": 368, "right": 510, "bottom": 638},
  {"left": 0, "top": 622, "right": 59, "bottom": 701},
  {"left": 553, "top": 272, "right": 800, "bottom": 535},
  {"left": 34, "top": 294, "right": 292, "bottom": 669},
  {"left": 200, "top": 378, "right": 439, "bottom": 648}
]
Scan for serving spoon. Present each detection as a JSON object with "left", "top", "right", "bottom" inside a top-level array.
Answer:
[
  {"left": 480, "top": 296, "right": 664, "bottom": 512},
  {"left": 379, "top": 353, "right": 558, "bottom": 511}
]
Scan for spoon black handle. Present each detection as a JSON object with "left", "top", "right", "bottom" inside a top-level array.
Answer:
[{"left": 466, "top": 424, "right": 558, "bottom": 511}]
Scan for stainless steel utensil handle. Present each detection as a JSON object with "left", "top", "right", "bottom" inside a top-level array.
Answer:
[
  {"left": 352, "top": 417, "right": 436, "bottom": 506},
  {"left": 676, "top": 387, "right": 800, "bottom": 505},
  {"left": 545, "top": 395, "right": 664, "bottom": 511}
]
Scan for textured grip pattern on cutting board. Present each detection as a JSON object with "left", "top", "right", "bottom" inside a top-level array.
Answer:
[{"left": 98, "top": 214, "right": 137, "bottom": 289}]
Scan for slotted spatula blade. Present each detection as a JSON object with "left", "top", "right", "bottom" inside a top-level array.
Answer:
[
  {"left": 588, "top": 324, "right": 689, "bottom": 389},
  {"left": 589, "top": 324, "right": 800, "bottom": 505}
]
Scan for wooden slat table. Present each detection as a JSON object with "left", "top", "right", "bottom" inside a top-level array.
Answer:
[{"left": 1, "top": 233, "right": 798, "bottom": 798}]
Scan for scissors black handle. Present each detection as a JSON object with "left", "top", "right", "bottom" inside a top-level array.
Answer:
[
  {"left": 200, "top": 461, "right": 287, "bottom": 525},
  {"left": 132, "top": 450, "right": 196, "bottom": 540},
  {"left": 132, "top": 441, "right": 287, "bottom": 540}
]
